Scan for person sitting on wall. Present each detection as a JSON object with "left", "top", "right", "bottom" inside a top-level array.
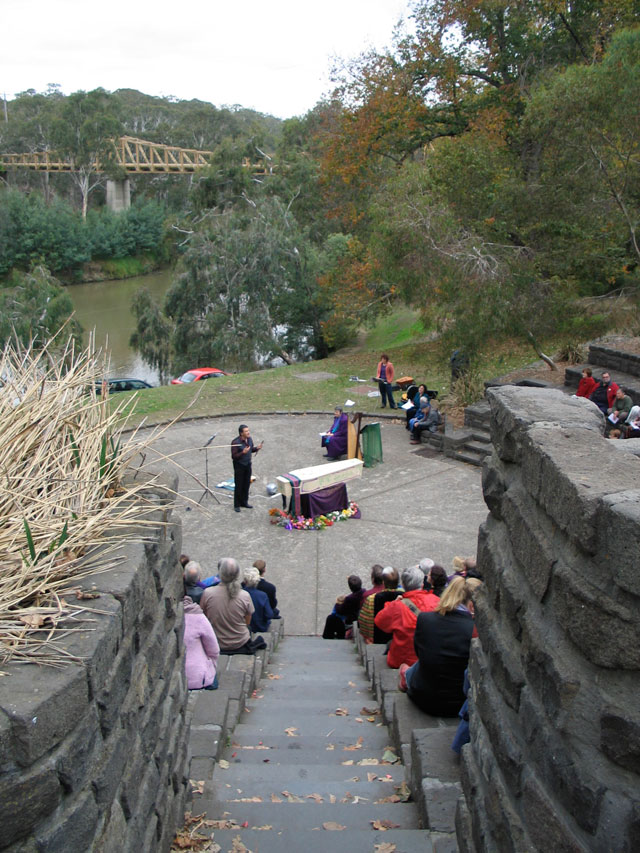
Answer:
[
  {"left": 589, "top": 371, "right": 619, "bottom": 415},
  {"left": 253, "top": 558, "right": 280, "bottom": 618},
  {"left": 201, "top": 558, "right": 266, "bottom": 655},
  {"left": 408, "top": 396, "right": 430, "bottom": 435},
  {"left": 404, "top": 384, "right": 427, "bottom": 428},
  {"left": 574, "top": 367, "right": 598, "bottom": 399},
  {"left": 243, "top": 567, "right": 274, "bottom": 633},
  {"left": 322, "top": 574, "right": 365, "bottom": 640},
  {"left": 398, "top": 576, "right": 482, "bottom": 717},
  {"left": 321, "top": 406, "right": 349, "bottom": 458},
  {"left": 357, "top": 564, "right": 386, "bottom": 642},
  {"left": 374, "top": 566, "right": 440, "bottom": 668},
  {"left": 183, "top": 595, "right": 220, "bottom": 690},
  {"left": 605, "top": 387, "right": 633, "bottom": 435}
]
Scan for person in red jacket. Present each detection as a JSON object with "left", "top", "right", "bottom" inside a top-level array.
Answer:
[
  {"left": 575, "top": 367, "right": 597, "bottom": 399},
  {"left": 374, "top": 566, "right": 440, "bottom": 668},
  {"left": 375, "top": 353, "right": 396, "bottom": 409}
]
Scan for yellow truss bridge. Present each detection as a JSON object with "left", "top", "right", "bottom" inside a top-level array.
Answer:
[{"left": 0, "top": 136, "right": 275, "bottom": 175}]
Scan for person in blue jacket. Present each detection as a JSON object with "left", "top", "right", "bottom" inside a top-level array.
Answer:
[{"left": 243, "top": 567, "right": 273, "bottom": 633}]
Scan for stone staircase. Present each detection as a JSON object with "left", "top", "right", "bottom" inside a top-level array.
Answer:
[{"left": 186, "top": 635, "right": 458, "bottom": 852}]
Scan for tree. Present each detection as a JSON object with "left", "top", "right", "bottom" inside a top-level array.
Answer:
[
  {"left": 130, "top": 288, "right": 172, "bottom": 383},
  {"left": 50, "top": 89, "right": 123, "bottom": 219}
]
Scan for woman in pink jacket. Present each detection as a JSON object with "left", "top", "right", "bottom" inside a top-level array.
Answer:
[{"left": 183, "top": 596, "right": 220, "bottom": 690}]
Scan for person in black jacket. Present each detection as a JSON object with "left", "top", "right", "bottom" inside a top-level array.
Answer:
[
  {"left": 253, "top": 558, "right": 280, "bottom": 618},
  {"left": 399, "top": 576, "right": 482, "bottom": 716}
]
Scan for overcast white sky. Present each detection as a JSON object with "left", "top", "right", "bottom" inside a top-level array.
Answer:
[{"left": 4, "top": 0, "right": 413, "bottom": 119}]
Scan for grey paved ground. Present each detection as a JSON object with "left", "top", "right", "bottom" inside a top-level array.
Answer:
[{"left": 139, "top": 413, "right": 487, "bottom": 635}]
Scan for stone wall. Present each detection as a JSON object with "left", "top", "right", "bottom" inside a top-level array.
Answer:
[
  {"left": 459, "top": 387, "right": 640, "bottom": 852},
  {"left": 0, "top": 475, "right": 188, "bottom": 853},
  {"left": 588, "top": 343, "right": 640, "bottom": 378}
]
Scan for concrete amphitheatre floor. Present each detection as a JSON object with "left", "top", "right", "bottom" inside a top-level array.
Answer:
[{"left": 141, "top": 413, "right": 488, "bottom": 635}]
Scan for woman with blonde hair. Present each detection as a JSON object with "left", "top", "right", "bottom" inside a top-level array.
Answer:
[{"left": 399, "top": 576, "right": 481, "bottom": 716}]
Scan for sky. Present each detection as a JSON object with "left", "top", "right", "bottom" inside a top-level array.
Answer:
[{"left": 4, "top": 0, "right": 414, "bottom": 119}]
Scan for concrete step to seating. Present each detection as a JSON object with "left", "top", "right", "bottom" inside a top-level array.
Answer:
[
  {"left": 446, "top": 449, "right": 487, "bottom": 467},
  {"left": 189, "top": 636, "right": 449, "bottom": 851},
  {"left": 463, "top": 439, "right": 492, "bottom": 456},
  {"left": 206, "top": 828, "right": 449, "bottom": 853},
  {"left": 470, "top": 428, "right": 491, "bottom": 444}
]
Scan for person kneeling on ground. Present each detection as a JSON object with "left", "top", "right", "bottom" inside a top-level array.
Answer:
[
  {"left": 243, "top": 567, "right": 274, "bottom": 633},
  {"left": 183, "top": 596, "right": 220, "bottom": 690},
  {"left": 374, "top": 566, "right": 439, "bottom": 668},
  {"left": 322, "top": 574, "right": 364, "bottom": 639},
  {"left": 399, "top": 576, "right": 482, "bottom": 716},
  {"left": 201, "top": 558, "right": 266, "bottom": 655},
  {"left": 321, "top": 406, "right": 349, "bottom": 458}
]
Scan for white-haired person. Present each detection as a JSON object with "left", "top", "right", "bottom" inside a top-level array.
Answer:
[
  {"left": 201, "top": 558, "right": 266, "bottom": 655},
  {"left": 243, "top": 567, "right": 274, "bottom": 633}
]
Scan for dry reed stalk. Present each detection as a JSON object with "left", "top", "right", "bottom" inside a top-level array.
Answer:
[{"left": 0, "top": 336, "right": 178, "bottom": 667}]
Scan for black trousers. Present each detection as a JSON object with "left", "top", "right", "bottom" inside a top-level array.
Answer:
[{"left": 233, "top": 462, "right": 251, "bottom": 508}]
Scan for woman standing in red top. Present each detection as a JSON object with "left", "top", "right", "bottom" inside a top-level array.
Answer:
[{"left": 375, "top": 353, "right": 396, "bottom": 409}]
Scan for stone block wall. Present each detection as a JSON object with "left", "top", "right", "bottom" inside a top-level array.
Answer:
[
  {"left": 588, "top": 344, "right": 640, "bottom": 378},
  {"left": 0, "top": 476, "right": 188, "bottom": 853},
  {"left": 460, "top": 386, "right": 640, "bottom": 852}
]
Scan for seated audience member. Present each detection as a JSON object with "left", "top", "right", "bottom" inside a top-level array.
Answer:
[
  {"left": 410, "top": 404, "right": 442, "bottom": 444},
  {"left": 201, "top": 558, "right": 265, "bottom": 655},
  {"left": 575, "top": 367, "right": 597, "bottom": 399},
  {"left": 408, "top": 396, "right": 430, "bottom": 436},
  {"left": 180, "top": 554, "right": 190, "bottom": 568},
  {"left": 322, "top": 574, "right": 365, "bottom": 639},
  {"left": 183, "top": 595, "right": 220, "bottom": 690},
  {"left": 243, "top": 567, "right": 274, "bottom": 633},
  {"left": 371, "top": 567, "right": 403, "bottom": 645},
  {"left": 589, "top": 371, "right": 619, "bottom": 415},
  {"left": 449, "top": 556, "right": 479, "bottom": 581},
  {"left": 321, "top": 406, "right": 349, "bottom": 458},
  {"left": 253, "top": 558, "right": 280, "bottom": 618},
  {"left": 184, "top": 561, "right": 204, "bottom": 604},
  {"left": 606, "top": 387, "right": 633, "bottom": 435},
  {"left": 623, "top": 406, "right": 640, "bottom": 438},
  {"left": 416, "top": 557, "right": 434, "bottom": 588},
  {"left": 399, "top": 576, "right": 482, "bottom": 716},
  {"left": 405, "top": 384, "right": 427, "bottom": 429},
  {"left": 427, "top": 564, "right": 448, "bottom": 597},
  {"left": 374, "top": 566, "right": 440, "bottom": 668},
  {"left": 357, "top": 564, "right": 389, "bottom": 642}
]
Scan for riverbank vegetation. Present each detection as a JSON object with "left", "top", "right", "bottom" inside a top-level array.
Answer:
[{"left": 2, "top": 3, "right": 640, "bottom": 384}]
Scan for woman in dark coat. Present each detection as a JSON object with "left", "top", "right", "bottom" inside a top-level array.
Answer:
[
  {"left": 321, "top": 406, "right": 349, "bottom": 458},
  {"left": 400, "top": 576, "right": 481, "bottom": 716}
]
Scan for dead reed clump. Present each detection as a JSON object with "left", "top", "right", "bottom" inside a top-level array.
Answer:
[{"left": 0, "top": 337, "right": 174, "bottom": 668}]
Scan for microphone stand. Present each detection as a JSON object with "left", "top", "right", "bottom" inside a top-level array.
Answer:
[{"left": 198, "top": 433, "right": 221, "bottom": 505}]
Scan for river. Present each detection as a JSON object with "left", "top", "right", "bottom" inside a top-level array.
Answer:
[{"left": 67, "top": 269, "right": 173, "bottom": 385}]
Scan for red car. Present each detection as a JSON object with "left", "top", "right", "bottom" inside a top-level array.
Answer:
[{"left": 171, "top": 368, "right": 229, "bottom": 385}]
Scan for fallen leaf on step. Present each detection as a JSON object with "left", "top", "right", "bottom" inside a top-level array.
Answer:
[
  {"left": 352, "top": 796, "right": 368, "bottom": 804},
  {"left": 348, "top": 681, "right": 356, "bottom": 688},
  {"left": 229, "top": 797, "right": 262, "bottom": 803},
  {"left": 355, "top": 717, "right": 364, "bottom": 723},
  {"left": 371, "top": 819, "right": 401, "bottom": 831},
  {"left": 230, "top": 833, "right": 249, "bottom": 850},
  {"left": 358, "top": 758, "right": 380, "bottom": 765},
  {"left": 251, "top": 825, "right": 272, "bottom": 831},
  {"left": 326, "top": 744, "right": 335, "bottom": 751},
  {"left": 367, "top": 717, "right": 376, "bottom": 723},
  {"left": 217, "top": 760, "right": 230, "bottom": 770},
  {"left": 240, "top": 822, "right": 249, "bottom": 828},
  {"left": 361, "top": 706, "right": 379, "bottom": 715},
  {"left": 349, "top": 776, "right": 361, "bottom": 783},
  {"left": 206, "top": 819, "right": 238, "bottom": 829},
  {"left": 281, "top": 790, "right": 303, "bottom": 803},
  {"left": 333, "top": 707, "right": 349, "bottom": 716},
  {"left": 323, "top": 822, "right": 346, "bottom": 831},
  {"left": 376, "top": 794, "right": 402, "bottom": 803},
  {"left": 329, "top": 794, "right": 337, "bottom": 803},
  {"left": 341, "top": 759, "right": 354, "bottom": 765},
  {"left": 189, "top": 779, "right": 205, "bottom": 794},
  {"left": 395, "top": 781, "right": 412, "bottom": 802},
  {"left": 270, "top": 794, "right": 283, "bottom": 803},
  {"left": 367, "top": 772, "right": 378, "bottom": 782},
  {"left": 284, "top": 727, "right": 298, "bottom": 737},
  {"left": 241, "top": 745, "right": 271, "bottom": 750},
  {"left": 343, "top": 736, "right": 364, "bottom": 751},
  {"left": 267, "top": 673, "right": 281, "bottom": 679},
  {"left": 341, "top": 792, "right": 353, "bottom": 802},
  {"left": 374, "top": 844, "right": 398, "bottom": 852},
  {"left": 381, "top": 749, "right": 400, "bottom": 764},
  {"left": 306, "top": 793, "right": 324, "bottom": 803}
]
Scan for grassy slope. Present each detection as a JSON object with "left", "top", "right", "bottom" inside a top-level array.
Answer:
[{"left": 116, "top": 309, "right": 554, "bottom": 428}]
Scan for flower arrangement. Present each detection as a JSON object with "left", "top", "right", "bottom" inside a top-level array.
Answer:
[{"left": 269, "top": 502, "right": 360, "bottom": 531}]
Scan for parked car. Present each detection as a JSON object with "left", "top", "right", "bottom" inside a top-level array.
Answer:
[
  {"left": 170, "top": 368, "right": 229, "bottom": 385},
  {"left": 95, "top": 378, "right": 153, "bottom": 394}
]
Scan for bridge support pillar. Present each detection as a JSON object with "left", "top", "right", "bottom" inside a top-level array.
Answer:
[{"left": 106, "top": 178, "right": 131, "bottom": 213}]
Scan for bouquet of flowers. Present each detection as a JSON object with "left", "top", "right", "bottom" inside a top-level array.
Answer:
[{"left": 269, "top": 502, "right": 360, "bottom": 531}]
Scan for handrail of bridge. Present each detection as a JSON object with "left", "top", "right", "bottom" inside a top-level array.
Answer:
[{"left": 0, "top": 137, "right": 277, "bottom": 175}]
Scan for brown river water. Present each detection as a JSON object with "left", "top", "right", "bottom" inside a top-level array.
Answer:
[{"left": 67, "top": 269, "right": 173, "bottom": 385}]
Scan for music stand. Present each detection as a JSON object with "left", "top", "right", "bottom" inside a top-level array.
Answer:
[{"left": 198, "top": 433, "right": 221, "bottom": 505}]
